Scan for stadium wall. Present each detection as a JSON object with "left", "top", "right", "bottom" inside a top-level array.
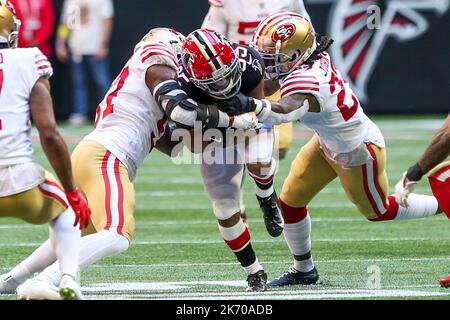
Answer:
[{"left": 51, "top": 0, "right": 449, "bottom": 119}]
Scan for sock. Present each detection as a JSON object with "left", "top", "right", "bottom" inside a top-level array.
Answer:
[
  {"left": 39, "top": 230, "right": 130, "bottom": 285},
  {"left": 371, "top": 195, "right": 438, "bottom": 221},
  {"left": 5, "top": 239, "right": 56, "bottom": 284},
  {"left": 248, "top": 159, "right": 277, "bottom": 198},
  {"left": 218, "top": 219, "right": 262, "bottom": 275},
  {"left": 49, "top": 207, "right": 81, "bottom": 279},
  {"left": 279, "top": 198, "right": 315, "bottom": 272}
]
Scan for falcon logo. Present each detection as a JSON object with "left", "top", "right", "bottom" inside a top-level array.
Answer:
[
  {"left": 308, "top": 0, "right": 449, "bottom": 102},
  {"left": 272, "top": 23, "right": 296, "bottom": 42}
]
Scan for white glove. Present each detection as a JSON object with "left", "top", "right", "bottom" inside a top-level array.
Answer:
[
  {"left": 255, "top": 99, "right": 309, "bottom": 125},
  {"left": 230, "top": 113, "right": 259, "bottom": 130},
  {"left": 394, "top": 172, "right": 419, "bottom": 208}
]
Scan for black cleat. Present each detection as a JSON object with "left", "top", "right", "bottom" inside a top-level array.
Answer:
[
  {"left": 256, "top": 192, "right": 284, "bottom": 237},
  {"left": 246, "top": 270, "right": 268, "bottom": 292},
  {"left": 268, "top": 266, "right": 319, "bottom": 287}
]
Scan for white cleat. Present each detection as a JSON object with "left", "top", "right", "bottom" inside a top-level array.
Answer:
[
  {"left": 59, "top": 275, "right": 83, "bottom": 300},
  {"left": 0, "top": 273, "right": 21, "bottom": 294},
  {"left": 16, "top": 277, "right": 61, "bottom": 300}
]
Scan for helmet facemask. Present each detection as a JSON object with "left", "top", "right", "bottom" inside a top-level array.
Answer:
[
  {"left": 190, "top": 55, "right": 242, "bottom": 100},
  {"left": 8, "top": 15, "right": 20, "bottom": 48},
  {"left": 256, "top": 39, "right": 317, "bottom": 80}
]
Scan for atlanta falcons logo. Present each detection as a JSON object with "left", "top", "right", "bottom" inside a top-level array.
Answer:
[{"left": 308, "top": 0, "right": 449, "bottom": 102}]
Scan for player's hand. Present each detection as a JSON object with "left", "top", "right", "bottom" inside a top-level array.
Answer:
[
  {"left": 66, "top": 188, "right": 91, "bottom": 230},
  {"left": 256, "top": 99, "right": 309, "bottom": 125},
  {"left": 216, "top": 93, "right": 257, "bottom": 116},
  {"left": 394, "top": 172, "right": 418, "bottom": 208},
  {"left": 229, "top": 113, "right": 259, "bottom": 130}
]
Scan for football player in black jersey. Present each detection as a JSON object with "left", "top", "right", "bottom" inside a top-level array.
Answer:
[{"left": 170, "top": 29, "right": 305, "bottom": 291}]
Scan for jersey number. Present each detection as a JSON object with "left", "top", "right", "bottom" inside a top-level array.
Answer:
[
  {"left": 329, "top": 64, "right": 359, "bottom": 121},
  {"left": 237, "top": 21, "right": 261, "bottom": 45}
]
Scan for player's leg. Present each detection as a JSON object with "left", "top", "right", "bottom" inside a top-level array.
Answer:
[
  {"left": 427, "top": 161, "right": 450, "bottom": 288},
  {"left": 200, "top": 147, "right": 267, "bottom": 292},
  {"left": 331, "top": 144, "right": 439, "bottom": 221},
  {"left": 269, "top": 135, "right": 337, "bottom": 286},
  {"left": 16, "top": 141, "right": 133, "bottom": 299},
  {"left": 245, "top": 128, "right": 284, "bottom": 237},
  {"left": 274, "top": 123, "right": 293, "bottom": 160},
  {"left": 0, "top": 171, "right": 81, "bottom": 299}
]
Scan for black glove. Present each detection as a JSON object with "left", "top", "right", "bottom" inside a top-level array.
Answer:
[{"left": 216, "top": 93, "right": 257, "bottom": 116}]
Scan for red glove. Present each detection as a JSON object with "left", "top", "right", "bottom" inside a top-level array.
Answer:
[{"left": 66, "top": 188, "right": 91, "bottom": 230}]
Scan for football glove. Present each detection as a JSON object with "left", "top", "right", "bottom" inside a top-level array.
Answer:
[
  {"left": 216, "top": 93, "right": 257, "bottom": 116},
  {"left": 394, "top": 164, "right": 424, "bottom": 208},
  {"left": 66, "top": 188, "right": 91, "bottom": 230},
  {"left": 254, "top": 99, "right": 309, "bottom": 125},
  {"left": 229, "top": 113, "right": 259, "bottom": 130}
]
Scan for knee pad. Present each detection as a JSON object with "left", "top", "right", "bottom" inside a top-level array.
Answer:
[{"left": 213, "top": 199, "right": 241, "bottom": 221}]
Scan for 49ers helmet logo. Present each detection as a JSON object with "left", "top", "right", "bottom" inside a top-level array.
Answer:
[{"left": 272, "top": 23, "right": 296, "bottom": 42}]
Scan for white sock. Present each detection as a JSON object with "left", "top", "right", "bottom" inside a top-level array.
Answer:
[
  {"left": 395, "top": 193, "right": 439, "bottom": 220},
  {"left": 5, "top": 239, "right": 55, "bottom": 284},
  {"left": 284, "top": 214, "right": 314, "bottom": 272},
  {"left": 49, "top": 207, "right": 81, "bottom": 279},
  {"left": 243, "top": 258, "right": 263, "bottom": 275},
  {"left": 39, "top": 230, "right": 129, "bottom": 285}
]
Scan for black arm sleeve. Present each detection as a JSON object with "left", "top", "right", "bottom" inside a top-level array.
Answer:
[{"left": 153, "top": 80, "right": 222, "bottom": 129}]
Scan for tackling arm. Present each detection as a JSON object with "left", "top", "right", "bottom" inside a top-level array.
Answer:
[
  {"left": 146, "top": 65, "right": 256, "bottom": 130},
  {"left": 217, "top": 92, "right": 319, "bottom": 125},
  {"left": 413, "top": 113, "right": 450, "bottom": 177},
  {"left": 30, "top": 77, "right": 90, "bottom": 228}
]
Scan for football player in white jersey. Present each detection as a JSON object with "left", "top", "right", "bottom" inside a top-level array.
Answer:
[
  {"left": 219, "top": 12, "right": 444, "bottom": 286},
  {"left": 202, "top": 0, "right": 311, "bottom": 224},
  {"left": 0, "top": 1, "right": 90, "bottom": 300},
  {"left": 0, "top": 27, "right": 259, "bottom": 299}
]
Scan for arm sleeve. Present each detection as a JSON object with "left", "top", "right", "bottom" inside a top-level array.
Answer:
[
  {"left": 201, "top": 4, "right": 228, "bottom": 36},
  {"left": 153, "top": 80, "right": 230, "bottom": 128}
]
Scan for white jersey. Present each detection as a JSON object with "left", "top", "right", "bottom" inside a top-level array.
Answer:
[
  {"left": 280, "top": 52, "right": 385, "bottom": 161},
  {"left": 0, "top": 47, "right": 53, "bottom": 167},
  {"left": 85, "top": 41, "right": 178, "bottom": 180},
  {"left": 202, "top": 0, "right": 310, "bottom": 45}
]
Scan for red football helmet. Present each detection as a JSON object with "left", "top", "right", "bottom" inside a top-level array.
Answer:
[{"left": 181, "top": 29, "right": 241, "bottom": 99}]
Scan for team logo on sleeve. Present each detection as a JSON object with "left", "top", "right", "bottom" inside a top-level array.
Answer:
[
  {"left": 309, "top": 0, "right": 449, "bottom": 102},
  {"left": 272, "top": 23, "right": 296, "bottom": 42}
]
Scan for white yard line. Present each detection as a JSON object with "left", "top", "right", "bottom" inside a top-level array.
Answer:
[
  {"left": 1, "top": 237, "right": 450, "bottom": 248},
  {"left": 80, "top": 281, "right": 448, "bottom": 300}
]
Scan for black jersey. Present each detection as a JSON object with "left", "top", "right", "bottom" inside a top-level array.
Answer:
[{"left": 178, "top": 44, "right": 264, "bottom": 106}]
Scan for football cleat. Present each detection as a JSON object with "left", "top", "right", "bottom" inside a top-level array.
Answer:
[
  {"left": 439, "top": 274, "right": 450, "bottom": 288},
  {"left": 0, "top": 273, "right": 21, "bottom": 294},
  {"left": 268, "top": 266, "right": 319, "bottom": 287},
  {"left": 256, "top": 192, "right": 284, "bottom": 237},
  {"left": 16, "top": 277, "right": 61, "bottom": 300},
  {"left": 246, "top": 270, "right": 268, "bottom": 292},
  {"left": 59, "top": 274, "right": 83, "bottom": 300}
]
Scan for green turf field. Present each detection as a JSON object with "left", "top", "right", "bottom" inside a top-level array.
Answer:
[{"left": 1, "top": 115, "right": 449, "bottom": 300}]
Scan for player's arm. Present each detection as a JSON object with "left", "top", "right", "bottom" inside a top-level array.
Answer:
[
  {"left": 395, "top": 113, "right": 450, "bottom": 207},
  {"left": 414, "top": 113, "right": 450, "bottom": 175},
  {"left": 217, "top": 91, "right": 318, "bottom": 125},
  {"left": 30, "top": 77, "right": 90, "bottom": 229},
  {"left": 146, "top": 64, "right": 256, "bottom": 130}
]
